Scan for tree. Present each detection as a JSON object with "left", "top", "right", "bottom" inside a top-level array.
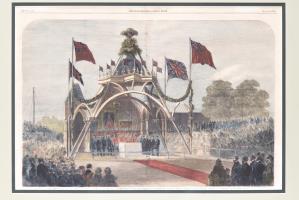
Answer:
[
  {"left": 232, "top": 80, "right": 269, "bottom": 118},
  {"left": 38, "top": 116, "right": 64, "bottom": 134},
  {"left": 202, "top": 80, "right": 234, "bottom": 120},
  {"left": 202, "top": 79, "right": 270, "bottom": 120}
]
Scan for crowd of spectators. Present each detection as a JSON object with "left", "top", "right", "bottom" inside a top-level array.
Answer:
[
  {"left": 23, "top": 156, "right": 117, "bottom": 187},
  {"left": 196, "top": 116, "right": 273, "bottom": 132},
  {"left": 23, "top": 122, "right": 118, "bottom": 187},
  {"left": 208, "top": 117, "right": 274, "bottom": 158},
  {"left": 23, "top": 121, "right": 65, "bottom": 159},
  {"left": 208, "top": 152, "right": 274, "bottom": 186}
]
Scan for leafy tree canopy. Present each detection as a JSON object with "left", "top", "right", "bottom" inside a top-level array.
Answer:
[
  {"left": 202, "top": 79, "right": 270, "bottom": 120},
  {"left": 37, "top": 116, "right": 64, "bottom": 134}
]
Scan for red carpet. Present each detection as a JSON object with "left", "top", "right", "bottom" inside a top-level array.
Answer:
[{"left": 134, "top": 160, "right": 208, "bottom": 185}]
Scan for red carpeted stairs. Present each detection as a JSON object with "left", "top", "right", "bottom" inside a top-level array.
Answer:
[{"left": 134, "top": 160, "right": 208, "bottom": 185}]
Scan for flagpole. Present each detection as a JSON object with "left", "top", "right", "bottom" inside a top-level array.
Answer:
[
  {"left": 164, "top": 57, "right": 167, "bottom": 97},
  {"left": 70, "top": 37, "right": 75, "bottom": 154},
  {"left": 71, "top": 38, "right": 74, "bottom": 117},
  {"left": 189, "top": 38, "right": 192, "bottom": 81},
  {"left": 164, "top": 57, "right": 167, "bottom": 147},
  {"left": 151, "top": 60, "right": 153, "bottom": 77},
  {"left": 189, "top": 37, "right": 193, "bottom": 154},
  {"left": 67, "top": 58, "right": 70, "bottom": 156}
]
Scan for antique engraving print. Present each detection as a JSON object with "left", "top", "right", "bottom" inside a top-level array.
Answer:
[{"left": 12, "top": 4, "right": 284, "bottom": 192}]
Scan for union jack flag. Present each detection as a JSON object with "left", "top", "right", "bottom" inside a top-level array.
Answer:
[
  {"left": 191, "top": 39, "right": 215, "bottom": 69},
  {"left": 165, "top": 58, "right": 188, "bottom": 80}
]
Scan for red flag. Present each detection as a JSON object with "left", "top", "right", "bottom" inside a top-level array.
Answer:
[
  {"left": 69, "top": 61, "right": 84, "bottom": 85},
  {"left": 73, "top": 40, "right": 96, "bottom": 64},
  {"left": 190, "top": 39, "right": 215, "bottom": 69}
]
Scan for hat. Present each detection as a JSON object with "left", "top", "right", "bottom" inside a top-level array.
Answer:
[
  {"left": 242, "top": 156, "right": 248, "bottom": 162},
  {"left": 86, "top": 163, "right": 92, "bottom": 169},
  {"left": 104, "top": 167, "right": 112, "bottom": 175},
  {"left": 95, "top": 167, "right": 102, "bottom": 174}
]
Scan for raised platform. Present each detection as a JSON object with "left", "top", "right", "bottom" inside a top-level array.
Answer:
[
  {"left": 118, "top": 142, "right": 142, "bottom": 158},
  {"left": 98, "top": 73, "right": 152, "bottom": 85}
]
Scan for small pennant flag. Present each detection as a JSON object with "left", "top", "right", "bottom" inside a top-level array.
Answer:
[
  {"left": 107, "top": 64, "right": 111, "bottom": 70},
  {"left": 111, "top": 60, "right": 116, "bottom": 66},
  {"left": 69, "top": 61, "right": 84, "bottom": 85},
  {"left": 152, "top": 59, "right": 158, "bottom": 67},
  {"left": 73, "top": 40, "right": 96, "bottom": 64},
  {"left": 156, "top": 66, "right": 162, "bottom": 73},
  {"left": 99, "top": 66, "right": 103, "bottom": 72}
]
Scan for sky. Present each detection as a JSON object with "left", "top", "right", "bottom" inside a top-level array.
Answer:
[{"left": 22, "top": 20, "right": 275, "bottom": 121}]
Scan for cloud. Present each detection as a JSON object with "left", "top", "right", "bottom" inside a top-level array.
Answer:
[{"left": 211, "top": 64, "right": 243, "bottom": 81}]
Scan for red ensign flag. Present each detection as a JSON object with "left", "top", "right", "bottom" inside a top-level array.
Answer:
[
  {"left": 73, "top": 40, "right": 96, "bottom": 64},
  {"left": 191, "top": 39, "right": 216, "bottom": 69}
]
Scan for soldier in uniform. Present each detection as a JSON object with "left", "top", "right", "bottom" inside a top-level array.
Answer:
[
  {"left": 140, "top": 136, "right": 144, "bottom": 154},
  {"left": 92, "top": 136, "right": 97, "bottom": 157},
  {"left": 96, "top": 138, "right": 102, "bottom": 156},
  {"left": 150, "top": 137, "right": 155, "bottom": 155},
  {"left": 101, "top": 136, "right": 107, "bottom": 156},
  {"left": 107, "top": 136, "right": 113, "bottom": 155},
  {"left": 144, "top": 137, "right": 149, "bottom": 155},
  {"left": 154, "top": 137, "right": 160, "bottom": 156}
]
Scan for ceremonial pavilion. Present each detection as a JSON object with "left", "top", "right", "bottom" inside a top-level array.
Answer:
[{"left": 65, "top": 28, "right": 194, "bottom": 158}]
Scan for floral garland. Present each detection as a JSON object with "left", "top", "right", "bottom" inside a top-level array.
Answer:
[
  {"left": 151, "top": 76, "right": 192, "bottom": 103},
  {"left": 79, "top": 84, "right": 110, "bottom": 104},
  {"left": 80, "top": 76, "right": 192, "bottom": 104}
]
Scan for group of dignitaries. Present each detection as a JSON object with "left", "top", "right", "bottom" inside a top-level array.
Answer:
[
  {"left": 91, "top": 136, "right": 117, "bottom": 156},
  {"left": 208, "top": 152, "right": 274, "bottom": 186},
  {"left": 140, "top": 136, "right": 160, "bottom": 156},
  {"left": 23, "top": 155, "right": 118, "bottom": 187},
  {"left": 90, "top": 134, "right": 161, "bottom": 156}
]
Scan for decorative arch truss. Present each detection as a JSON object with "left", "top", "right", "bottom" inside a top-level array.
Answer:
[{"left": 69, "top": 83, "right": 192, "bottom": 158}]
